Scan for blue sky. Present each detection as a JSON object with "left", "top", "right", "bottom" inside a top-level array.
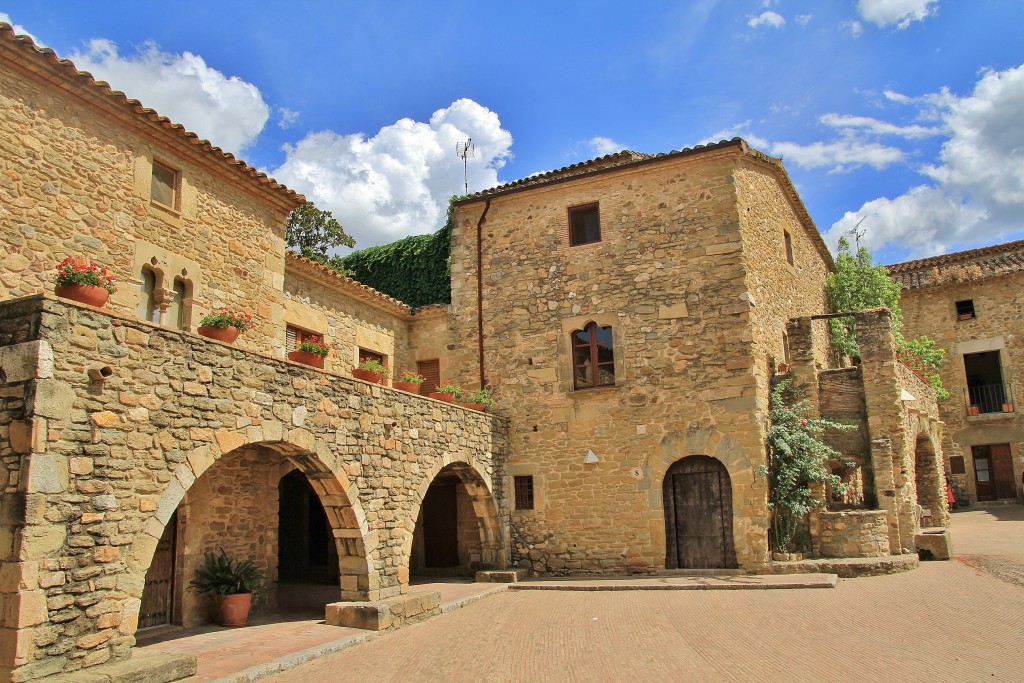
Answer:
[{"left": 2, "top": 1, "right": 1023, "bottom": 263}]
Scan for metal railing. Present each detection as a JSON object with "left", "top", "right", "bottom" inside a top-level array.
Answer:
[{"left": 964, "top": 383, "right": 1016, "bottom": 416}]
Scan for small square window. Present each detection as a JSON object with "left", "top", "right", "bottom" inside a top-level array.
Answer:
[
  {"left": 569, "top": 203, "right": 601, "bottom": 246},
  {"left": 949, "top": 456, "right": 966, "bottom": 475},
  {"left": 514, "top": 475, "right": 534, "bottom": 510},
  {"left": 151, "top": 161, "right": 179, "bottom": 209},
  {"left": 783, "top": 230, "right": 795, "bottom": 266},
  {"left": 955, "top": 300, "right": 975, "bottom": 320},
  {"left": 286, "top": 325, "right": 322, "bottom": 350}
]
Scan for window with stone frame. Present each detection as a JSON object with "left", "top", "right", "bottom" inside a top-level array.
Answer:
[
  {"left": 151, "top": 160, "right": 180, "bottom": 210},
  {"left": 286, "top": 325, "right": 323, "bottom": 350},
  {"left": 568, "top": 203, "right": 601, "bottom": 246},
  {"left": 955, "top": 299, "right": 976, "bottom": 320},
  {"left": 571, "top": 321, "right": 615, "bottom": 389},
  {"left": 514, "top": 475, "right": 534, "bottom": 510},
  {"left": 783, "top": 229, "right": 795, "bottom": 266}
]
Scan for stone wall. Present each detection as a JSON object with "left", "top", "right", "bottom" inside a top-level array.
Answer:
[
  {"left": 810, "top": 510, "right": 890, "bottom": 558},
  {"left": 0, "top": 296, "right": 508, "bottom": 681},
  {"left": 0, "top": 53, "right": 298, "bottom": 357},
  {"left": 282, "top": 262, "right": 412, "bottom": 378},
  {"left": 899, "top": 271, "right": 1024, "bottom": 503}
]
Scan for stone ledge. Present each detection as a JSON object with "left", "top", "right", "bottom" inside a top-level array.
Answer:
[
  {"left": 325, "top": 592, "right": 442, "bottom": 631},
  {"left": 475, "top": 569, "right": 529, "bottom": 583},
  {"left": 34, "top": 650, "right": 196, "bottom": 683},
  {"left": 760, "top": 553, "right": 919, "bottom": 578},
  {"left": 915, "top": 530, "right": 953, "bottom": 560}
]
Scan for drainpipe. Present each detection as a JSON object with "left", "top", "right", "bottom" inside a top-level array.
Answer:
[{"left": 476, "top": 199, "right": 491, "bottom": 389}]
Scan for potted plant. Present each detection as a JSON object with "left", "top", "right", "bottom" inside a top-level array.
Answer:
[
  {"left": 1002, "top": 403, "right": 1014, "bottom": 413},
  {"left": 462, "top": 388, "right": 493, "bottom": 412},
  {"left": 188, "top": 548, "right": 264, "bottom": 627},
  {"left": 53, "top": 257, "right": 116, "bottom": 307},
  {"left": 352, "top": 357, "right": 390, "bottom": 384},
  {"left": 197, "top": 309, "right": 256, "bottom": 344},
  {"left": 289, "top": 339, "right": 330, "bottom": 368},
  {"left": 968, "top": 405, "right": 980, "bottom": 416},
  {"left": 429, "top": 380, "right": 462, "bottom": 403},
  {"left": 394, "top": 370, "right": 426, "bottom": 393},
  {"left": 777, "top": 363, "right": 790, "bottom": 374}
]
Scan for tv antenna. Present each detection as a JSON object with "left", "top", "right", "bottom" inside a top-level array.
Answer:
[
  {"left": 456, "top": 138, "right": 475, "bottom": 194},
  {"left": 849, "top": 216, "right": 868, "bottom": 248}
]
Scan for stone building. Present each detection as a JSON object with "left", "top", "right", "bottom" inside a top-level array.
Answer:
[
  {"left": 0, "top": 23, "right": 947, "bottom": 682},
  {"left": 0, "top": 25, "right": 507, "bottom": 681},
  {"left": 889, "top": 240, "right": 1024, "bottom": 505}
]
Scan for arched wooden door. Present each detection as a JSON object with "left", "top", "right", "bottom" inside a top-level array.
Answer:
[{"left": 663, "top": 455, "right": 737, "bottom": 569}]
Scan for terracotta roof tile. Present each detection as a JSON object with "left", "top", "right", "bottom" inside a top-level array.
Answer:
[
  {"left": 887, "top": 239, "right": 1024, "bottom": 289},
  {"left": 0, "top": 23, "right": 303, "bottom": 211}
]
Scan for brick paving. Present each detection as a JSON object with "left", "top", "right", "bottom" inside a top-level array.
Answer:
[{"left": 257, "top": 507, "right": 1024, "bottom": 683}]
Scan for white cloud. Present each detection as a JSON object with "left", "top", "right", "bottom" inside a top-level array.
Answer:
[
  {"left": 277, "top": 107, "right": 300, "bottom": 129},
  {"left": 819, "top": 113, "right": 942, "bottom": 139},
  {"left": 586, "top": 136, "right": 626, "bottom": 157},
  {"left": 856, "top": 0, "right": 939, "bottom": 29},
  {"left": 0, "top": 13, "right": 43, "bottom": 45},
  {"left": 843, "top": 20, "right": 864, "bottom": 37},
  {"left": 748, "top": 11, "right": 785, "bottom": 29},
  {"left": 271, "top": 98, "right": 513, "bottom": 250},
  {"left": 702, "top": 125, "right": 903, "bottom": 172},
  {"left": 829, "top": 64, "right": 1024, "bottom": 255},
  {"left": 795, "top": 14, "right": 813, "bottom": 26},
  {"left": 69, "top": 39, "right": 269, "bottom": 154}
]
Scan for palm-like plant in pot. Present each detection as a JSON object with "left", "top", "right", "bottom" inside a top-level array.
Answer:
[{"left": 188, "top": 548, "right": 265, "bottom": 627}]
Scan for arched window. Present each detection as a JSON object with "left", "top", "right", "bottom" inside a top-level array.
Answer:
[
  {"left": 571, "top": 322, "right": 615, "bottom": 389},
  {"left": 166, "top": 278, "right": 186, "bottom": 330},
  {"left": 138, "top": 268, "right": 159, "bottom": 323}
]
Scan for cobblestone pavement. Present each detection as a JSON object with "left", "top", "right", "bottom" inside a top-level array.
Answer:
[{"left": 262, "top": 506, "right": 1024, "bottom": 683}]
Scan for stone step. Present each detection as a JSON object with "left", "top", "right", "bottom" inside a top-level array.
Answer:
[{"left": 507, "top": 573, "right": 837, "bottom": 591}]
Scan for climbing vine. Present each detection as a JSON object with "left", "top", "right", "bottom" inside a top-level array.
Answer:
[
  {"left": 758, "top": 378, "right": 855, "bottom": 553},
  {"left": 330, "top": 196, "right": 464, "bottom": 308}
]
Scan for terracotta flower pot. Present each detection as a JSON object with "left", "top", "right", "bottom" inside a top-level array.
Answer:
[
  {"left": 216, "top": 593, "right": 252, "bottom": 627},
  {"left": 968, "top": 406, "right": 980, "bottom": 416},
  {"left": 462, "top": 403, "right": 488, "bottom": 412},
  {"left": 429, "top": 392, "right": 455, "bottom": 403},
  {"left": 352, "top": 368, "right": 384, "bottom": 384},
  {"left": 288, "top": 350, "right": 325, "bottom": 368},
  {"left": 393, "top": 381, "right": 423, "bottom": 393},
  {"left": 55, "top": 284, "right": 109, "bottom": 308},
  {"left": 1003, "top": 403, "right": 1014, "bottom": 413},
  {"left": 776, "top": 363, "right": 790, "bottom": 373},
  {"left": 198, "top": 325, "right": 240, "bottom": 344}
]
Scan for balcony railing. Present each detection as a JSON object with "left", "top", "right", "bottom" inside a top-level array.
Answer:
[{"left": 964, "top": 383, "right": 1016, "bottom": 416}]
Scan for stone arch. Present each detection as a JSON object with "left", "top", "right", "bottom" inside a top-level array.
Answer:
[
  {"left": 912, "top": 428, "right": 946, "bottom": 528},
  {"left": 646, "top": 429, "right": 763, "bottom": 566},
  {"left": 124, "top": 430, "right": 373, "bottom": 636},
  {"left": 402, "top": 458, "right": 504, "bottom": 585}
]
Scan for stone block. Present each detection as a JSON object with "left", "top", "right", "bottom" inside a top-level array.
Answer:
[
  {"left": 214, "top": 428, "right": 245, "bottom": 455},
  {"left": 25, "top": 454, "right": 68, "bottom": 494},
  {"left": 915, "top": 530, "right": 953, "bottom": 560},
  {"left": 0, "top": 341, "right": 54, "bottom": 383},
  {"left": 8, "top": 421, "right": 31, "bottom": 455},
  {"left": 325, "top": 601, "right": 392, "bottom": 631},
  {"left": 475, "top": 568, "right": 529, "bottom": 583},
  {"left": 657, "top": 303, "right": 689, "bottom": 319}
]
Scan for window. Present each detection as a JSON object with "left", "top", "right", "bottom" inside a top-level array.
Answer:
[
  {"left": 151, "top": 160, "right": 179, "bottom": 209},
  {"left": 949, "top": 456, "right": 966, "bottom": 475},
  {"left": 417, "top": 359, "right": 441, "bottom": 394},
  {"left": 359, "top": 348, "right": 385, "bottom": 365},
  {"left": 166, "top": 279, "right": 187, "bottom": 330},
  {"left": 138, "top": 268, "right": 159, "bottom": 323},
  {"left": 569, "top": 203, "right": 601, "bottom": 246},
  {"left": 514, "top": 475, "right": 534, "bottom": 510},
  {"left": 571, "top": 322, "right": 615, "bottom": 389},
  {"left": 782, "top": 332, "right": 791, "bottom": 364},
  {"left": 783, "top": 230, "right": 795, "bottom": 266},
  {"left": 963, "top": 350, "right": 1005, "bottom": 414},
  {"left": 955, "top": 299, "right": 975, "bottom": 320},
  {"left": 286, "top": 325, "right": 322, "bottom": 350}
]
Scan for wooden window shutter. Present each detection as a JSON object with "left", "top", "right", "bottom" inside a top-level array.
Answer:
[
  {"left": 286, "top": 326, "right": 298, "bottom": 350},
  {"left": 417, "top": 359, "right": 441, "bottom": 395}
]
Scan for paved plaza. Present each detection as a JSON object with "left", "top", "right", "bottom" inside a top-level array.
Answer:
[{"left": 141, "top": 506, "right": 1024, "bottom": 682}]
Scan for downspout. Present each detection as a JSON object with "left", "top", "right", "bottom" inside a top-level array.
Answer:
[{"left": 476, "top": 199, "right": 491, "bottom": 389}]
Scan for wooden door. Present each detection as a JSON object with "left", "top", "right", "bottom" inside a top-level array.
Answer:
[
  {"left": 972, "top": 447, "right": 996, "bottom": 502},
  {"left": 139, "top": 511, "right": 176, "bottom": 629},
  {"left": 991, "top": 443, "right": 1016, "bottom": 499},
  {"left": 663, "top": 456, "right": 736, "bottom": 569},
  {"left": 422, "top": 483, "right": 459, "bottom": 567},
  {"left": 417, "top": 359, "right": 441, "bottom": 395}
]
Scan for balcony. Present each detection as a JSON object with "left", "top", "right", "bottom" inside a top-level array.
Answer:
[{"left": 964, "top": 383, "right": 1016, "bottom": 416}]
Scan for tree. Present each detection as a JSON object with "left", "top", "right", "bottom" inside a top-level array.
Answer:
[
  {"left": 825, "top": 232, "right": 948, "bottom": 399},
  {"left": 285, "top": 202, "right": 355, "bottom": 262}
]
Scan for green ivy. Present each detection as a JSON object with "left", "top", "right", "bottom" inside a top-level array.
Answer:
[
  {"left": 330, "top": 197, "right": 464, "bottom": 308},
  {"left": 758, "top": 378, "right": 856, "bottom": 553}
]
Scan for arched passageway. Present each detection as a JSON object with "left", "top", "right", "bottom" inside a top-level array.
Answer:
[
  {"left": 410, "top": 462, "right": 503, "bottom": 577},
  {"left": 136, "top": 440, "right": 368, "bottom": 631},
  {"left": 663, "top": 455, "right": 737, "bottom": 569}
]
